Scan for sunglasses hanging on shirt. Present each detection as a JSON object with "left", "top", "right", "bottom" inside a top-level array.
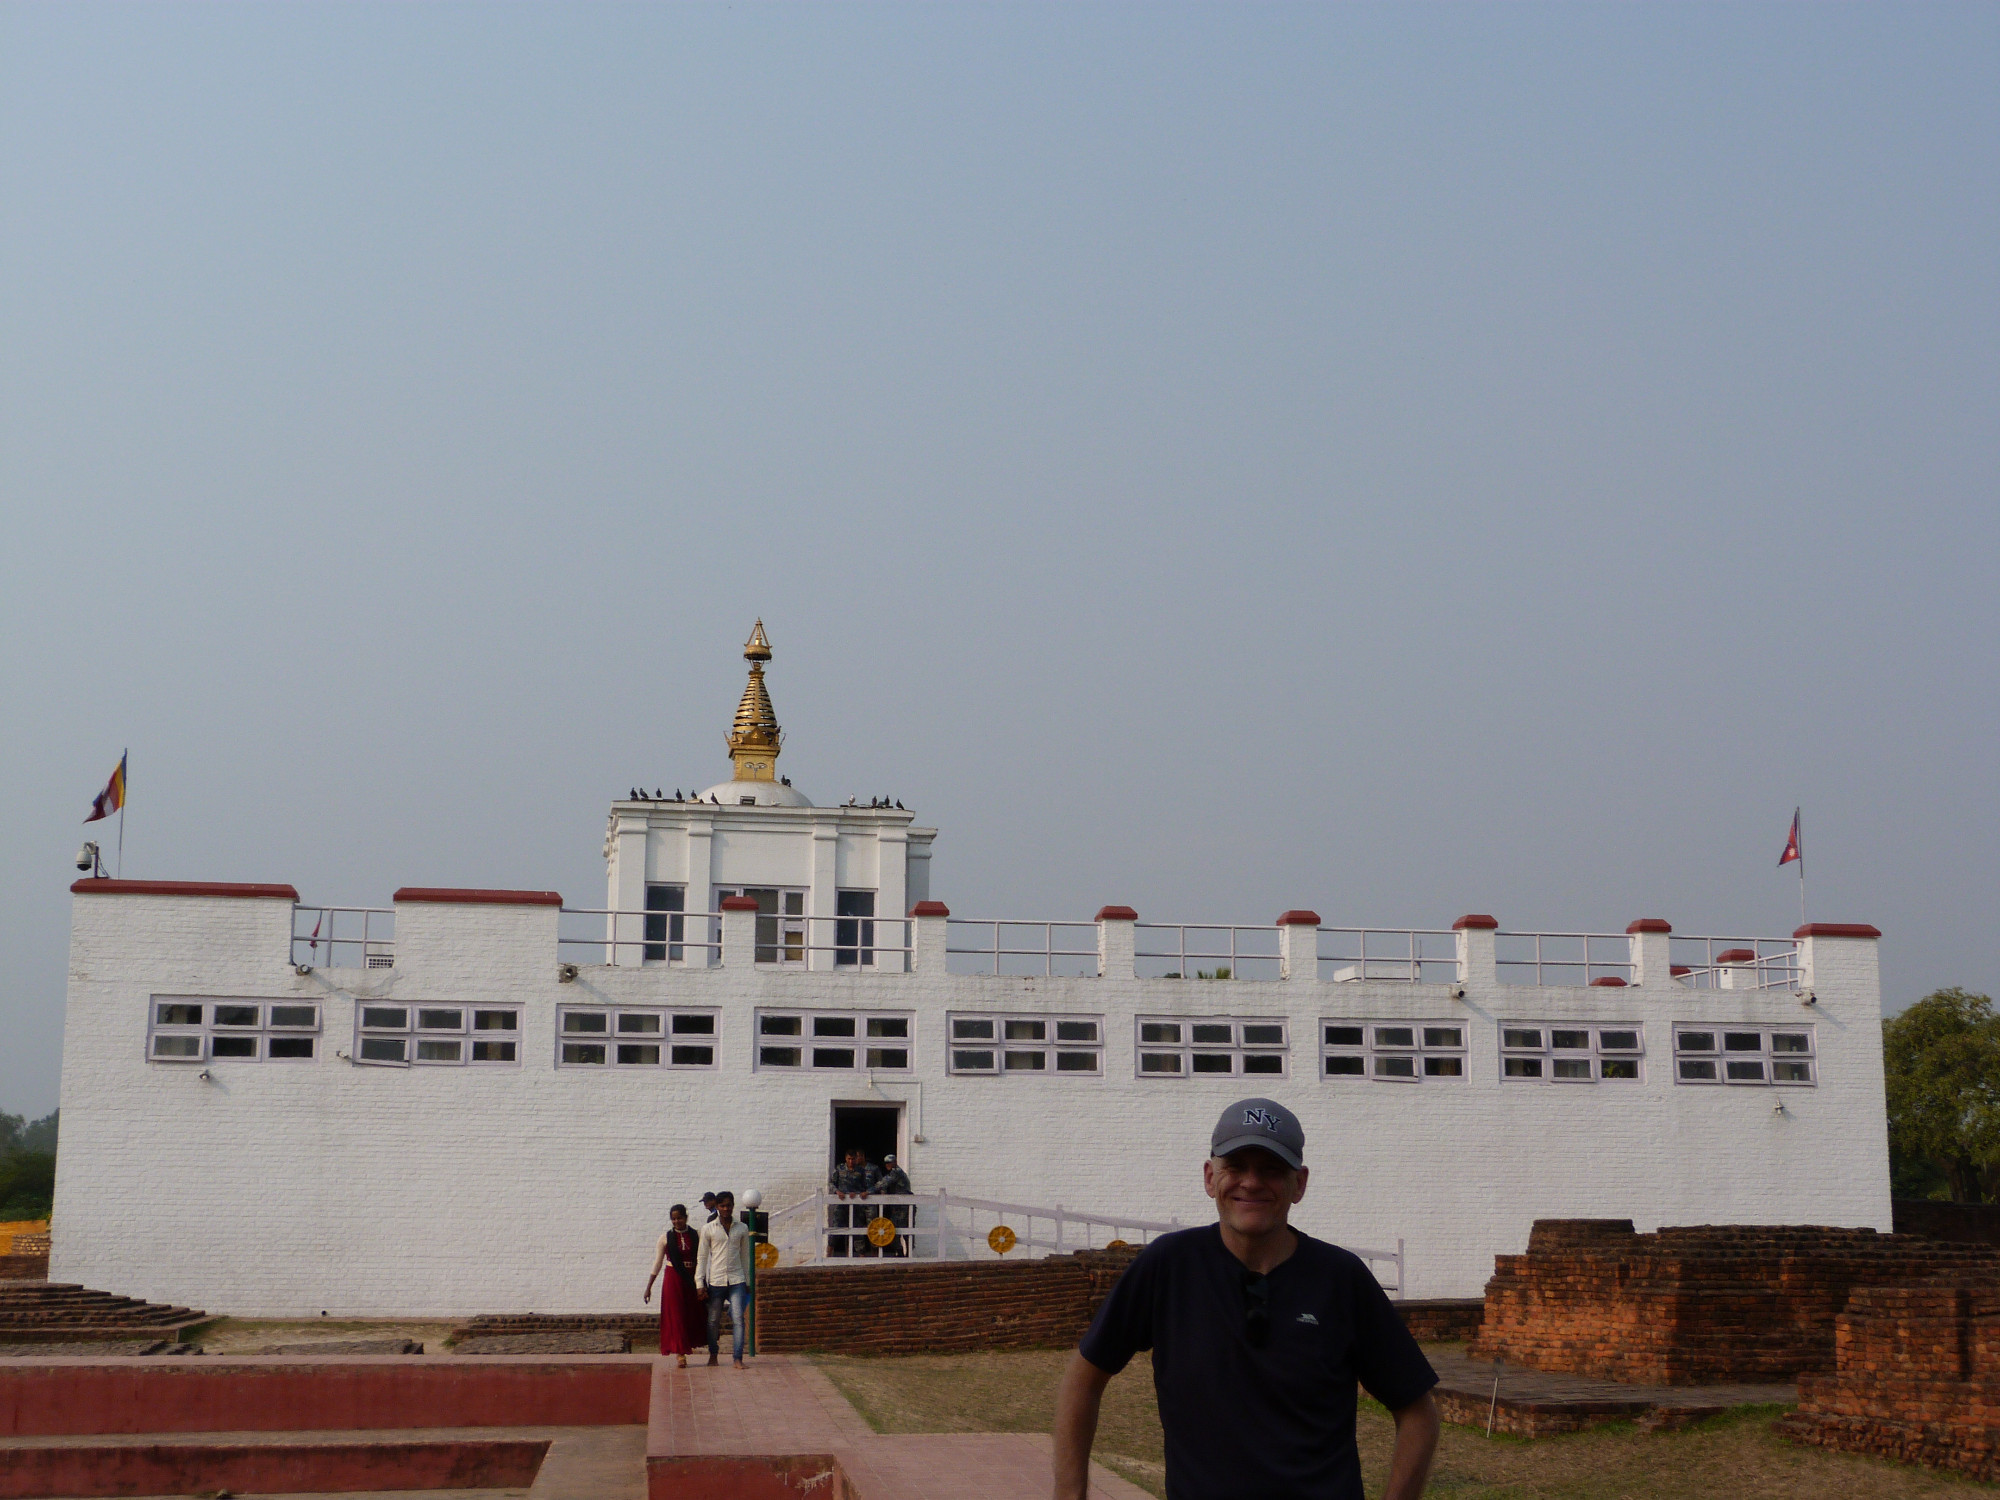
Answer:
[{"left": 1242, "top": 1271, "right": 1271, "bottom": 1349}]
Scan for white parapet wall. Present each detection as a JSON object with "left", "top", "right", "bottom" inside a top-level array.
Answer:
[{"left": 53, "top": 881, "right": 1890, "bottom": 1317}]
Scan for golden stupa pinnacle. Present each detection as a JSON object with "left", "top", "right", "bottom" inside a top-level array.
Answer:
[{"left": 727, "top": 620, "right": 781, "bottom": 781}]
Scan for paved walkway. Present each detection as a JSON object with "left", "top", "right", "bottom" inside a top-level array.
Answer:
[{"left": 648, "top": 1356, "right": 1150, "bottom": 1499}]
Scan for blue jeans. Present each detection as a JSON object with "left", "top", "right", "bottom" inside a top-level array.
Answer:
[{"left": 706, "top": 1282, "right": 750, "bottom": 1359}]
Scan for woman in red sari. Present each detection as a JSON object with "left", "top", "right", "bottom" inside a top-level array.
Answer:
[{"left": 644, "top": 1203, "right": 704, "bottom": 1364}]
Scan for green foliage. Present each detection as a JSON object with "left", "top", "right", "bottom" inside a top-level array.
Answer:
[
  {"left": 0, "top": 1109, "right": 58, "bottom": 1220},
  {"left": 1883, "top": 989, "right": 2000, "bottom": 1203},
  {"left": 0, "top": 1109, "right": 58, "bottom": 1156},
  {"left": 0, "top": 1152, "right": 54, "bottom": 1220}
]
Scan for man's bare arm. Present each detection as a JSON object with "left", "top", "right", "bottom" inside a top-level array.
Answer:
[
  {"left": 1382, "top": 1390, "right": 1440, "bottom": 1500},
  {"left": 1051, "top": 1350, "right": 1112, "bottom": 1500}
]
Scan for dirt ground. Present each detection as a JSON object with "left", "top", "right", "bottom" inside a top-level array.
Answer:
[
  {"left": 193, "top": 1317, "right": 463, "bottom": 1354},
  {"left": 811, "top": 1347, "right": 2000, "bottom": 1500}
]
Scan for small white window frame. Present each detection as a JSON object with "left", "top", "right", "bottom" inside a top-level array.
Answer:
[
  {"left": 148, "top": 996, "right": 321, "bottom": 1065},
  {"left": 1134, "top": 1016, "right": 1289, "bottom": 1081},
  {"left": 356, "top": 1003, "right": 524, "bottom": 1068},
  {"left": 1673, "top": 1024, "right": 1815, "bottom": 1087},
  {"left": 713, "top": 886, "right": 809, "bottom": 966},
  {"left": 555, "top": 1006, "right": 720, "bottom": 1069},
  {"left": 754, "top": 1009, "right": 913, "bottom": 1073},
  {"left": 947, "top": 1013, "right": 1104, "bottom": 1076},
  {"left": 1321, "top": 1019, "right": 1469, "bottom": 1083},
  {"left": 1498, "top": 1022, "right": 1646, "bottom": 1084}
]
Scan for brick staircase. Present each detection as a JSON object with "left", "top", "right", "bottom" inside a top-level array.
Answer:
[{"left": 0, "top": 1282, "right": 209, "bottom": 1345}]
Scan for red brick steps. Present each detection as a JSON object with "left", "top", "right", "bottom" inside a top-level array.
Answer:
[{"left": 0, "top": 1284, "right": 209, "bottom": 1346}]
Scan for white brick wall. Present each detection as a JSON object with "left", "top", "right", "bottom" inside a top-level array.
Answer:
[{"left": 53, "top": 893, "right": 1890, "bottom": 1316}]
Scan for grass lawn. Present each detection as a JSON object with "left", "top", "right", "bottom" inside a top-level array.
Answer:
[{"left": 811, "top": 1346, "right": 1999, "bottom": 1499}]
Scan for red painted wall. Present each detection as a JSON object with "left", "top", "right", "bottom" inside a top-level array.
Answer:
[{"left": 0, "top": 1358, "right": 650, "bottom": 1437}]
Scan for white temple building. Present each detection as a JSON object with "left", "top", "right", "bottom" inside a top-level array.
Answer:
[{"left": 51, "top": 624, "right": 1891, "bottom": 1315}]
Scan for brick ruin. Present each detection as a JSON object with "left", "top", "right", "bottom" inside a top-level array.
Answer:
[
  {"left": 752, "top": 1246, "right": 1139, "bottom": 1356},
  {"left": 1472, "top": 1218, "right": 1999, "bottom": 1385},
  {"left": 1779, "top": 1276, "right": 2000, "bottom": 1480}
]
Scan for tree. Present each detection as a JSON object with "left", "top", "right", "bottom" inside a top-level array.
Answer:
[
  {"left": 0, "top": 1152, "right": 54, "bottom": 1220},
  {"left": 0, "top": 1109, "right": 58, "bottom": 1220},
  {"left": 1884, "top": 989, "right": 2000, "bottom": 1203}
]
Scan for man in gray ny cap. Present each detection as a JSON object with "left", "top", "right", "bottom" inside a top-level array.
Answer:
[{"left": 1052, "top": 1097, "right": 1439, "bottom": 1500}]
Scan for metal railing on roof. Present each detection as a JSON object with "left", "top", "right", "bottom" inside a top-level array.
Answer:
[{"left": 291, "top": 906, "right": 394, "bottom": 969}]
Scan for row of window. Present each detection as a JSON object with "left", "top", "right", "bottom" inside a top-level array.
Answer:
[
  {"left": 643, "top": 884, "right": 878, "bottom": 967},
  {"left": 146, "top": 1000, "right": 1818, "bottom": 1087}
]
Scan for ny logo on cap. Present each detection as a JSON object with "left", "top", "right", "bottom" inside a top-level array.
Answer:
[{"left": 1243, "top": 1106, "right": 1283, "bottom": 1132}]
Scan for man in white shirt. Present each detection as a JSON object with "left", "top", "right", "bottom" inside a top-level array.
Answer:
[{"left": 694, "top": 1189, "right": 754, "bottom": 1368}]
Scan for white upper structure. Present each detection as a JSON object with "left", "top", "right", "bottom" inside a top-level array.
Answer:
[
  {"left": 601, "top": 623, "right": 933, "bottom": 964},
  {"left": 50, "top": 624, "right": 1893, "bottom": 1316}
]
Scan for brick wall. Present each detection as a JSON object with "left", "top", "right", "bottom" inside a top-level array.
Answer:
[
  {"left": 1471, "top": 1219, "right": 2000, "bottom": 1385},
  {"left": 1397, "top": 1299, "right": 1483, "bottom": 1342},
  {"left": 754, "top": 1248, "right": 1140, "bottom": 1355},
  {"left": 1779, "top": 1276, "right": 2000, "bottom": 1481},
  {"left": 1892, "top": 1200, "right": 2000, "bottom": 1246}
]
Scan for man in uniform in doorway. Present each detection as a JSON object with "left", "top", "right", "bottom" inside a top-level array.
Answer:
[
  {"left": 1051, "top": 1098, "right": 1440, "bottom": 1500},
  {"left": 829, "top": 1149, "right": 865, "bottom": 1256},
  {"left": 875, "top": 1152, "right": 911, "bottom": 1257}
]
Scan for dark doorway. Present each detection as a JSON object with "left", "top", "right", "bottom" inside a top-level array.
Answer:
[
  {"left": 827, "top": 1104, "right": 903, "bottom": 1258},
  {"left": 831, "top": 1104, "right": 901, "bottom": 1175}
]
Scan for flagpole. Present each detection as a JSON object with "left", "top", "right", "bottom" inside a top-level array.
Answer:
[
  {"left": 1796, "top": 808, "right": 1805, "bottom": 928},
  {"left": 117, "top": 751, "right": 127, "bottom": 878}
]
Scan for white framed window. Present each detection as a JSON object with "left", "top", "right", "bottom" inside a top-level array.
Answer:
[
  {"left": 1499, "top": 1023, "right": 1644, "bottom": 1083},
  {"left": 1674, "top": 1026, "right": 1814, "bottom": 1086},
  {"left": 1135, "top": 1017, "right": 1288, "bottom": 1079},
  {"left": 1322, "top": 1020, "right": 1468, "bottom": 1082},
  {"left": 714, "top": 886, "right": 807, "bottom": 965},
  {"left": 356, "top": 1004, "right": 522, "bottom": 1067},
  {"left": 756, "top": 1010, "right": 911, "bottom": 1071},
  {"left": 148, "top": 997, "right": 321, "bottom": 1063},
  {"left": 556, "top": 1007, "right": 718, "bottom": 1068},
  {"left": 949, "top": 1014, "right": 1102, "bottom": 1075},
  {"left": 644, "top": 883, "right": 686, "bottom": 963}
]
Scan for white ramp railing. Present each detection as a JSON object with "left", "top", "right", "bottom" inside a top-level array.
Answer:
[{"left": 762, "top": 1190, "right": 1406, "bottom": 1298}]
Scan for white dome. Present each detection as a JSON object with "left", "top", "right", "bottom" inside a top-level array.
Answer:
[{"left": 698, "top": 779, "right": 814, "bottom": 808}]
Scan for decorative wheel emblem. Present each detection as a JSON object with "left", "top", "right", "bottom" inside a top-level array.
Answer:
[
  {"left": 988, "top": 1225, "right": 1017, "bottom": 1255},
  {"left": 754, "top": 1242, "right": 779, "bottom": 1270},
  {"left": 867, "top": 1217, "right": 898, "bottom": 1248}
]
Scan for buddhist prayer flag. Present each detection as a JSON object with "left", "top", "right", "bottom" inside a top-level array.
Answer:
[
  {"left": 1778, "top": 809, "right": 1801, "bottom": 867},
  {"left": 85, "top": 752, "right": 127, "bottom": 824}
]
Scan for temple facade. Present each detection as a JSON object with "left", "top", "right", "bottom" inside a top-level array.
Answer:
[{"left": 50, "top": 625, "right": 1892, "bottom": 1316}]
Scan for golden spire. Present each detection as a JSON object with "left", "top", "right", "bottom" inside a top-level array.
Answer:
[{"left": 726, "top": 620, "right": 781, "bottom": 781}]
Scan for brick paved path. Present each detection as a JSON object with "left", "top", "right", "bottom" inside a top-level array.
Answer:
[{"left": 647, "top": 1355, "right": 1149, "bottom": 1498}]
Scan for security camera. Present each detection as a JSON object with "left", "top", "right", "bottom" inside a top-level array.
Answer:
[
  {"left": 294, "top": 963, "right": 312, "bottom": 977},
  {"left": 1450, "top": 984, "right": 1468, "bottom": 1001},
  {"left": 1801, "top": 990, "right": 1817, "bottom": 1006},
  {"left": 558, "top": 963, "right": 579, "bottom": 983},
  {"left": 198, "top": 1070, "right": 213, "bottom": 1083},
  {"left": 76, "top": 841, "right": 100, "bottom": 873}
]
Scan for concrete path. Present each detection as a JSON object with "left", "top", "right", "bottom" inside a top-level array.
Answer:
[{"left": 647, "top": 1355, "right": 1149, "bottom": 1499}]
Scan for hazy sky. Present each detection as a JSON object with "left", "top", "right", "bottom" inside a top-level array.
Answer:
[{"left": 3, "top": 4, "right": 1995, "bottom": 1118}]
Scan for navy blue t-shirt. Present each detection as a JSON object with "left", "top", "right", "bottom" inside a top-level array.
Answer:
[{"left": 1079, "top": 1225, "right": 1436, "bottom": 1500}]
